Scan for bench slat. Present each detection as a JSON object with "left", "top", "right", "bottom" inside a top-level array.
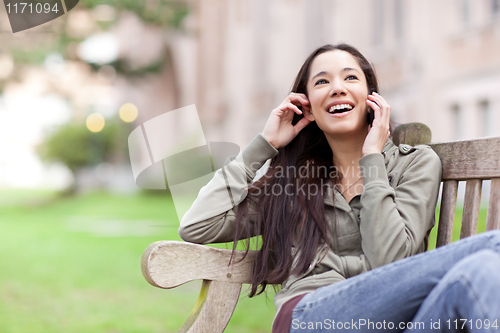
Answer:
[
  {"left": 460, "top": 179, "right": 482, "bottom": 239},
  {"left": 436, "top": 180, "right": 458, "bottom": 247},
  {"left": 430, "top": 137, "right": 500, "bottom": 180},
  {"left": 486, "top": 178, "right": 500, "bottom": 231}
]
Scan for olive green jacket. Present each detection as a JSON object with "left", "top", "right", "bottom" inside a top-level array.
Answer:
[{"left": 179, "top": 133, "right": 442, "bottom": 318}]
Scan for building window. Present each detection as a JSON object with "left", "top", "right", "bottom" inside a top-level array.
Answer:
[
  {"left": 373, "top": 0, "right": 384, "bottom": 46},
  {"left": 492, "top": 0, "right": 500, "bottom": 20},
  {"left": 394, "top": 0, "right": 404, "bottom": 42},
  {"left": 452, "top": 104, "right": 464, "bottom": 140},
  {"left": 461, "top": 0, "right": 470, "bottom": 27},
  {"left": 479, "top": 100, "right": 493, "bottom": 136}
]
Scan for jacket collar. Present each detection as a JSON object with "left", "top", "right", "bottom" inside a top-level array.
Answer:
[{"left": 382, "top": 137, "right": 397, "bottom": 164}]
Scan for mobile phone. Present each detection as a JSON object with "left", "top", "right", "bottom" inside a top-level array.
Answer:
[
  {"left": 367, "top": 106, "right": 374, "bottom": 126},
  {"left": 367, "top": 91, "right": 376, "bottom": 126}
]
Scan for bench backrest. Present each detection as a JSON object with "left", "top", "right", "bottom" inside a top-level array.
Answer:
[
  {"left": 142, "top": 123, "right": 500, "bottom": 333},
  {"left": 430, "top": 138, "right": 500, "bottom": 246},
  {"left": 392, "top": 123, "right": 500, "bottom": 247}
]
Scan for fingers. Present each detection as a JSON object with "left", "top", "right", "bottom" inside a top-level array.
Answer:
[
  {"left": 370, "top": 92, "right": 390, "bottom": 117},
  {"left": 276, "top": 92, "right": 309, "bottom": 116},
  {"left": 293, "top": 116, "right": 312, "bottom": 134},
  {"left": 367, "top": 92, "right": 391, "bottom": 126},
  {"left": 288, "top": 92, "right": 309, "bottom": 107},
  {"left": 301, "top": 103, "right": 311, "bottom": 115},
  {"left": 281, "top": 102, "right": 303, "bottom": 115}
]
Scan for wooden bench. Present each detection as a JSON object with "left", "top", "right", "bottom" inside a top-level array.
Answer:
[{"left": 141, "top": 123, "right": 500, "bottom": 333}]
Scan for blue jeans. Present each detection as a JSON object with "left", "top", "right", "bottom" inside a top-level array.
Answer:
[{"left": 290, "top": 230, "right": 500, "bottom": 333}]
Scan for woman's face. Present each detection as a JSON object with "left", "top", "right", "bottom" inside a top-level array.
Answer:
[{"left": 304, "top": 50, "right": 370, "bottom": 137}]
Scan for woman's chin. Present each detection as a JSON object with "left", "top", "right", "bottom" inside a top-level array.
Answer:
[{"left": 319, "top": 122, "right": 367, "bottom": 137}]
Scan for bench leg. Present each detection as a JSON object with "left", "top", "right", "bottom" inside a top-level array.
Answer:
[{"left": 179, "top": 280, "right": 242, "bottom": 333}]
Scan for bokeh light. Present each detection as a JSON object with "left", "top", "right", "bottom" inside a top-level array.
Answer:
[
  {"left": 86, "top": 113, "right": 105, "bottom": 132},
  {"left": 119, "top": 103, "right": 139, "bottom": 123}
]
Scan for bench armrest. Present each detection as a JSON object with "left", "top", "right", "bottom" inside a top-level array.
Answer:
[{"left": 141, "top": 241, "right": 257, "bottom": 333}]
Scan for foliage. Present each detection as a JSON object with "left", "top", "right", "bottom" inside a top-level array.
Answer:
[
  {"left": 79, "top": 0, "right": 190, "bottom": 29},
  {"left": 10, "top": 46, "right": 55, "bottom": 64},
  {"left": 6, "top": 0, "right": 189, "bottom": 66},
  {"left": 38, "top": 118, "right": 129, "bottom": 173},
  {"left": 77, "top": 0, "right": 189, "bottom": 75},
  {"left": 89, "top": 58, "right": 165, "bottom": 76}
]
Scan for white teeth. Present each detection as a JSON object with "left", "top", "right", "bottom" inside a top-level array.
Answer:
[{"left": 328, "top": 104, "right": 353, "bottom": 113}]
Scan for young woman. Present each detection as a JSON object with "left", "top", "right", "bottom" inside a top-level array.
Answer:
[{"left": 179, "top": 44, "right": 500, "bottom": 333}]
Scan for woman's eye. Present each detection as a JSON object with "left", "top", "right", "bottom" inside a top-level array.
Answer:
[
  {"left": 315, "top": 79, "right": 328, "bottom": 86},
  {"left": 346, "top": 75, "right": 358, "bottom": 80}
]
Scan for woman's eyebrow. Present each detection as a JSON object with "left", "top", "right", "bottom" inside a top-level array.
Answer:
[
  {"left": 311, "top": 70, "right": 329, "bottom": 81},
  {"left": 310, "top": 67, "right": 361, "bottom": 81},
  {"left": 342, "top": 67, "right": 361, "bottom": 74}
]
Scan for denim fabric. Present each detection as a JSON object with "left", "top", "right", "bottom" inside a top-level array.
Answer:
[{"left": 290, "top": 230, "right": 500, "bottom": 333}]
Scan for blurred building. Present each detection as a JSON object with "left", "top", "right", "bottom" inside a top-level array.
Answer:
[
  {"left": 176, "top": 0, "right": 500, "bottom": 203},
  {"left": 185, "top": 0, "right": 500, "bottom": 145}
]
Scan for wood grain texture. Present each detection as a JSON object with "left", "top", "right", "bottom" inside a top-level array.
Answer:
[
  {"left": 392, "top": 123, "right": 432, "bottom": 146},
  {"left": 178, "top": 280, "right": 210, "bottom": 332},
  {"left": 486, "top": 178, "right": 500, "bottom": 231},
  {"left": 460, "top": 179, "right": 482, "bottom": 239},
  {"left": 141, "top": 241, "right": 257, "bottom": 289},
  {"left": 142, "top": 242, "right": 249, "bottom": 332},
  {"left": 178, "top": 280, "right": 242, "bottom": 333},
  {"left": 430, "top": 137, "right": 500, "bottom": 180},
  {"left": 436, "top": 180, "right": 458, "bottom": 247}
]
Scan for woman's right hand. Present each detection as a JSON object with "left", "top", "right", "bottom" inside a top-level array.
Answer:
[{"left": 261, "top": 92, "right": 312, "bottom": 149}]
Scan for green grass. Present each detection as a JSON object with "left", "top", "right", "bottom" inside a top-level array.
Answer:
[
  {"left": 428, "top": 204, "right": 488, "bottom": 250},
  {"left": 0, "top": 191, "right": 275, "bottom": 333},
  {"left": 0, "top": 190, "right": 490, "bottom": 333}
]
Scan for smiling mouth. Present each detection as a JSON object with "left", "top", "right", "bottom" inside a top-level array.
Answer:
[{"left": 327, "top": 104, "right": 354, "bottom": 114}]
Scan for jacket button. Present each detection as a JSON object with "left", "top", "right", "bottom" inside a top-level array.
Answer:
[{"left": 358, "top": 214, "right": 361, "bottom": 220}]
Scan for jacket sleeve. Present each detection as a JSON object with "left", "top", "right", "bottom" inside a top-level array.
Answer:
[
  {"left": 358, "top": 146, "right": 442, "bottom": 269},
  {"left": 178, "top": 133, "right": 279, "bottom": 244}
]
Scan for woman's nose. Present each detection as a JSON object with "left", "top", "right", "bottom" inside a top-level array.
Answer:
[{"left": 329, "top": 79, "right": 347, "bottom": 96}]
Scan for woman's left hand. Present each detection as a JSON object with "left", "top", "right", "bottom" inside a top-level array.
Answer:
[{"left": 362, "top": 92, "right": 391, "bottom": 156}]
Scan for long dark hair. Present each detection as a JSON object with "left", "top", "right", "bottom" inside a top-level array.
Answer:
[{"left": 232, "top": 44, "right": 381, "bottom": 297}]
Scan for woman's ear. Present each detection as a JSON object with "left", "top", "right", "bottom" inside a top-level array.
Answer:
[{"left": 302, "top": 105, "right": 315, "bottom": 122}]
